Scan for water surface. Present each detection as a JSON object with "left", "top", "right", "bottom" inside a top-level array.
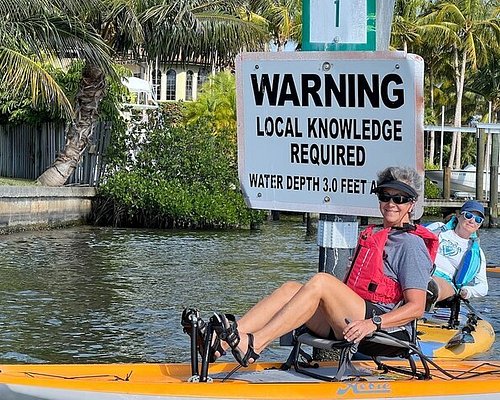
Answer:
[{"left": 0, "top": 218, "right": 498, "bottom": 364}]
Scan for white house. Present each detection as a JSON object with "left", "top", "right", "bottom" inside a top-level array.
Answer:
[{"left": 123, "top": 61, "right": 213, "bottom": 102}]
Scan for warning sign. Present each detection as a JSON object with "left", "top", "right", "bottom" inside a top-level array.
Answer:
[{"left": 236, "top": 51, "right": 425, "bottom": 218}]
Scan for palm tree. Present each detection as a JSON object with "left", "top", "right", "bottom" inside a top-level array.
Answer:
[
  {"left": 3, "top": 0, "right": 268, "bottom": 186},
  {"left": 391, "top": 0, "right": 451, "bottom": 165},
  {"left": 391, "top": 0, "right": 427, "bottom": 52},
  {"left": 0, "top": 0, "right": 118, "bottom": 186},
  {"left": 425, "top": 0, "right": 500, "bottom": 169},
  {"left": 244, "top": 0, "right": 301, "bottom": 51},
  {"left": 467, "top": 51, "right": 500, "bottom": 121},
  {"left": 0, "top": 0, "right": 114, "bottom": 121},
  {"left": 184, "top": 71, "right": 237, "bottom": 134},
  {"left": 140, "top": 0, "right": 268, "bottom": 67},
  {"left": 32, "top": 0, "right": 131, "bottom": 186}
]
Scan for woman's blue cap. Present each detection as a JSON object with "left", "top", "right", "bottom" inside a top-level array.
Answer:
[{"left": 460, "top": 200, "right": 485, "bottom": 218}]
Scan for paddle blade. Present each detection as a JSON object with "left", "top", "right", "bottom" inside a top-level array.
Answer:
[{"left": 445, "top": 332, "right": 475, "bottom": 349}]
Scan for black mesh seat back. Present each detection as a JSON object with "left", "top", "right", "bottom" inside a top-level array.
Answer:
[
  {"left": 358, "top": 337, "right": 410, "bottom": 357},
  {"left": 290, "top": 321, "right": 429, "bottom": 381},
  {"left": 359, "top": 321, "right": 417, "bottom": 358},
  {"left": 299, "top": 329, "right": 413, "bottom": 358}
]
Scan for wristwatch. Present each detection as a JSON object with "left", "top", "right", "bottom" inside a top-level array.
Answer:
[{"left": 371, "top": 315, "right": 382, "bottom": 331}]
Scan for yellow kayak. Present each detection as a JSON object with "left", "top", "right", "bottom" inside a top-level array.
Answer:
[
  {"left": 0, "top": 360, "right": 499, "bottom": 399},
  {"left": 0, "top": 304, "right": 493, "bottom": 400},
  {"left": 418, "top": 318, "right": 495, "bottom": 359},
  {"left": 0, "top": 314, "right": 495, "bottom": 400}
]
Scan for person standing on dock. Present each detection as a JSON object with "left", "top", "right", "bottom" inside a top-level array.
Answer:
[{"left": 426, "top": 200, "right": 488, "bottom": 303}]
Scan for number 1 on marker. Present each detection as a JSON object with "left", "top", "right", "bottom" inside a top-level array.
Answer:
[{"left": 334, "top": 0, "right": 340, "bottom": 27}]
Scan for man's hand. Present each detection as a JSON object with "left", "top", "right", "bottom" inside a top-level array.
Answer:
[{"left": 343, "top": 319, "right": 377, "bottom": 343}]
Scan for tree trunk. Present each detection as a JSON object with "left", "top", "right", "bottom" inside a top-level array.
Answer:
[
  {"left": 37, "top": 63, "right": 106, "bottom": 186},
  {"left": 453, "top": 50, "right": 467, "bottom": 169},
  {"left": 448, "top": 49, "right": 458, "bottom": 168},
  {"left": 448, "top": 131, "right": 457, "bottom": 168},
  {"left": 429, "top": 131, "right": 435, "bottom": 165},
  {"left": 429, "top": 66, "right": 435, "bottom": 164}
]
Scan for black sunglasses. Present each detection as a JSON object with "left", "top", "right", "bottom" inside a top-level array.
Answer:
[
  {"left": 461, "top": 211, "right": 484, "bottom": 225},
  {"left": 377, "top": 193, "right": 415, "bottom": 204}
]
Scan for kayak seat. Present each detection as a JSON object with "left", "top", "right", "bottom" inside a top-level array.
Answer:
[
  {"left": 434, "top": 295, "right": 462, "bottom": 329},
  {"left": 425, "top": 278, "right": 439, "bottom": 311},
  {"left": 281, "top": 321, "right": 431, "bottom": 381},
  {"left": 424, "top": 277, "right": 462, "bottom": 325}
]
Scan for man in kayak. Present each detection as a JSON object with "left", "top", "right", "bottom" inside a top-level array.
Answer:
[
  {"left": 207, "top": 166, "right": 437, "bottom": 368},
  {"left": 426, "top": 200, "right": 488, "bottom": 303}
]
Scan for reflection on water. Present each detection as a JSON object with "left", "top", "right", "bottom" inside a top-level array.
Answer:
[{"left": 0, "top": 218, "right": 498, "bottom": 364}]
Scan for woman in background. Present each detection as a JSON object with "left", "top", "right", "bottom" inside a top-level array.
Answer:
[{"left": 426, "top": 200, "right": 488, "bottom": 302}]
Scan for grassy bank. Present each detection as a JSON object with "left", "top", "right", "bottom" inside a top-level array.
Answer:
[{"left": 0, "top": 177, "right": 36, "bottom": 186}]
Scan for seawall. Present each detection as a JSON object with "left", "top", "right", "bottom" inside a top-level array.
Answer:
[{"left": 0, "top": 186, "right": 96, "bottom": 232}]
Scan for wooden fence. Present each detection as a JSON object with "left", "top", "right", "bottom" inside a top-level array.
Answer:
[{"left": 0, "top": 122, "right": 111, "bottom": 186}]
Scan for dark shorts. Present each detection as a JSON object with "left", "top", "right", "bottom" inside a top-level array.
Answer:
[
  {"left": 328, "top": 300, "right": 411, "bottom": 357},
  {"left": 365, "top": 301, "right": 384, "bottom": 319}
]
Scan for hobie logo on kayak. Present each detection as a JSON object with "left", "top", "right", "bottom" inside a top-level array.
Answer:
[{"left": 337, "top": 382, "right": 391, "bottom": 395}]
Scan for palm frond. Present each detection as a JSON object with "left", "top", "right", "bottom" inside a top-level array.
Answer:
[
  {"left": 141, "top": 2, "right": 268, "bottom": 65},
  {"left": 0, "top": 47, "right": 73, "bottom": 118}
]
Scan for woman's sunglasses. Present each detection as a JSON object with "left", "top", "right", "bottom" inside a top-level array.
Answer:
[
  {"left": 460, "top": 211, "right": 484, "bottom": 225},
  {"left": 377, "top": 193, "right": 415, "bottom": 204}
]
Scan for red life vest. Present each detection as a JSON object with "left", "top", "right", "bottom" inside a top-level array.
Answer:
[{"left": 345, "top": 224, "right": 438, "bottom": 304}]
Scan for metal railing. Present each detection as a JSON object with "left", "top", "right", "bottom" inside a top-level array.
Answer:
[{"left": 424, "top": 123, "right": 500, "bottom": 226}]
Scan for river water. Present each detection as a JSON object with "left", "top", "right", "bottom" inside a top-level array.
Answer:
[{"left": 0, "top": 217, "right": 498, "bottom": 364}]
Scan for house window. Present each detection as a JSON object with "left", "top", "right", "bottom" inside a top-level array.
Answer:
[
  {"left": 166, "top": 69, "right": 176, "bottom": 101},
  {"left": 185, "top": 70, "right": 194, "bottom": 101},
  {"left": 197, "top": 68, "right": 209, "bottom": 89},
  {"left": 152, "top": 69, "right": 161, "bottom": 100}
]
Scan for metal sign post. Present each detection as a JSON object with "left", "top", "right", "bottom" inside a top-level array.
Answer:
[{"left": 301, "top": 0, "right": 397, "bottom": 275}]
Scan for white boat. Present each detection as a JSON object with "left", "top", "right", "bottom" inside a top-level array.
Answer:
[{"left": 425, "top": 164, "right": 500, "bottom": 198}]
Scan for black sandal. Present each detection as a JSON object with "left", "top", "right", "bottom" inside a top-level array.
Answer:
[
  {"left": 207, "top": 335, "right": 226, "bottom": 363},
  {"left": 211, "top": 313, "right": 260, "bottom": 367},
  {"left": 181, "top": 308, "right": 226, "bottom": 363}
]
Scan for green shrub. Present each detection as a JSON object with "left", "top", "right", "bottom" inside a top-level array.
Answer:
[
  {"left": 425, "top": 178, "right": 441, "bottom": 199},
  {"left": 423, "top": 178, "right": 442, "bottom": 217},
  {"left": 96, "top": 111, "right": 265, "bottom": 229},
  {"left": 183, "top": 71, "right": 236, "bottom": 134}
]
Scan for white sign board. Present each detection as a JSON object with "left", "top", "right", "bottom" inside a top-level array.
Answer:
[
  {"left": 303, "top": 0, "right": 376, "bottom": 51},
  {"left": 236, "top": 51, "right": 425, "bottom": 218},
  {"left": 309, "top": 0, "right": 367, "bottom": 44}
]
